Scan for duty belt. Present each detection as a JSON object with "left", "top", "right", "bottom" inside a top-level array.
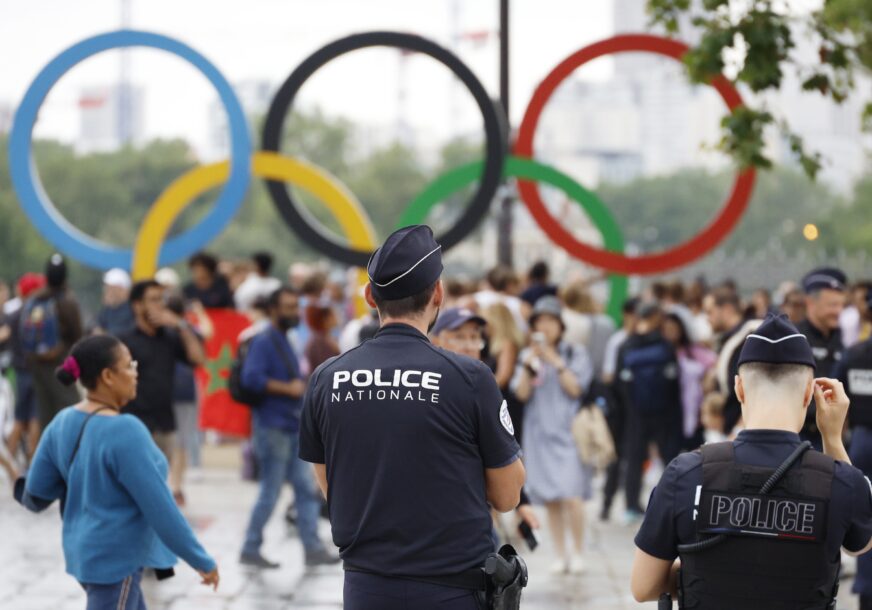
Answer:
[{"left": 344, "top": 544, "right": 528, "bottom": 609}]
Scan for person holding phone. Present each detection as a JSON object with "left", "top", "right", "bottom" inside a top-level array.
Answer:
[
  {"left": 15, "top": 334, "right": 218, "bottom": 609},
  {"left": 512, "top": 296, "right": 594, "bottom": 574}
]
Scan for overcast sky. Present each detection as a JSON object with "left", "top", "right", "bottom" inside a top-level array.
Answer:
[{"left": 0, "top": 0, "right": 623, "bottom": 154}]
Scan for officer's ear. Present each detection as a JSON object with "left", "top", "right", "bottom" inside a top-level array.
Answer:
[
  {"left": 802, "top": 373, "right": 815, "bottom": 409},
  {"left": 735, "top": 374, "right": 745, "bottom": 405},
  {"left": 364, "top": 283, "right": 377, "bottom": 310},
  {"left": 432, "top": 280, "right": 445, "bottom": 308}
]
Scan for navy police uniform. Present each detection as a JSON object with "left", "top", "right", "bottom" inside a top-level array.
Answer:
[
  {"left": 797, "top": 268, "right": 846, "bottom": 377},
  {"left": 635, "top": 315, "right": 872, "bottom": 609},
  {"left": 835, "top": 290, "right": 872, "bottom": 606},
  {"left": 299, "top": 226, "right": 521, "bottom": 610},
  {"left": 797, "top": 268, "right": 847, "bottom": 447}
]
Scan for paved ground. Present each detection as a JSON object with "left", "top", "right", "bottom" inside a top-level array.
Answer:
[{"left": 0, "top": 454, "right": 863, "bottom": 609}]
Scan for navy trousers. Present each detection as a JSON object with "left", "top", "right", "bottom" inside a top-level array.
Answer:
[
  {"left": 852, "top": 426, "right": 872, "bottom": 598},
  {"left": 343, "top": 571, "right": 484, "bottom": 610}
]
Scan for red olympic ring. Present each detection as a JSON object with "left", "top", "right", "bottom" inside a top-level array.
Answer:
[{"left": 515, "top": 34, "right": 756, "bottom": 276}]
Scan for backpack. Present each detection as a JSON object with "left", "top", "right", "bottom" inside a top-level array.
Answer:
[
  {"left": 19, "top": 296, "right": 61, "bottom": 356},
  {"left": 619, "top": 340, "right": 679, "bottom": 414},
  {"left": 228, "top": 330, "right": 298, "bottom": 407},
  {"left": 228, "top": 337, "right": 264, "bottom": 406}
]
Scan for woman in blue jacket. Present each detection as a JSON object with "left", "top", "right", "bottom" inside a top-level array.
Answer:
[{"left": 16, "top": 334, "right": 219, "bottom": 609}]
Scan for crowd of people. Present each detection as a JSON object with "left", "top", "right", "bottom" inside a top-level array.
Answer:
[{"left": 1, "top": 245, "right": 868, "bottom": 604}]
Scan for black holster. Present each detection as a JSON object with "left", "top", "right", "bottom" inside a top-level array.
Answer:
[{"left": 484, "top": 544, "right": 528, "bottom": 610}]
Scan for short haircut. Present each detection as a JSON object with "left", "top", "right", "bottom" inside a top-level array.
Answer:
[
  {"left": 712, "top": 287, "right": 741, "bottom": 311},
  {"left": 738, "top": 361, "right": 813, "bottom": 386},
  {"left": 528, "top": 261, "right": 549, "bottom": 282},
  {"left": 486, "top": 266, "right": 516, "bottom": 292},
  {"left": 372, "top": 280, "right": 438, "bottom": 319},
  {"left": 130, "top": 280, "right": 162, "bottom": 304},
  {"left": 188, "top": 251, "right": 219, "bottom": 274},
  {"left": 268, "top": 286, "right": 298, "bottom": 309},
  {"left": 622, "top": 297, "right": 640, "bottom": 315},
  {"left": 252, "top": 252, "right": 274, "bottom": 275}
]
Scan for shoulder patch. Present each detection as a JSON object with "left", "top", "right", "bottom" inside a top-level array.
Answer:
[{"left": 499, "top": 400, "right": 515, "bottom": 435}]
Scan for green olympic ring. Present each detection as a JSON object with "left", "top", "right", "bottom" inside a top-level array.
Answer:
[{"left": 401, "top": 155, "right": 628, "bottom": 323}]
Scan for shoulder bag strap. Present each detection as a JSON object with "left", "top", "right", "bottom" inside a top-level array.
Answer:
[
  {"left": 68, "top": 406, "right": 113, "bottom": 471},
  {"left": 268, "top": 331, "right": 297, "bottom": 379}
]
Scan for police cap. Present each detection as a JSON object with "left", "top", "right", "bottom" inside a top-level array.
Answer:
[
  {"left": 431, "top": 307, "right": 486, "bottom": 335},
  {"left": 802, "top": 267, "right": 847, "bottom": 294},
  {"left": 367, "top": 225, "right": 443, "bottom": 301},
  {"left": 737, "top": 313, "right": 816, "bottom": 370}
]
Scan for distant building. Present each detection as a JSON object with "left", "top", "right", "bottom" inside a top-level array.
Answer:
[
  {"left": 205, "top": 80, "right": 275, "bottom": 161},
  {"left": 77, "top": 83, "right": 144, "bottom": 153},
  {"left": 534, "top": 0, "right": 871, "bottom": 192}
]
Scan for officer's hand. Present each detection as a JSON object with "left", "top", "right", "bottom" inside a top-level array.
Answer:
[
  {"left": 517, "top": 504, "right": 540, "bottom": 529},
  {"left": 198, "top": 568, "right": 220, "bottom": 591},
  {"left": 814, "top": 377, "right": 850, "bottom": 440}
]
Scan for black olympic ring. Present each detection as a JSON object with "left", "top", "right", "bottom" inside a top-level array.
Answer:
[{"left": 262, "top": 31, "right": 507, "bottom": 267}]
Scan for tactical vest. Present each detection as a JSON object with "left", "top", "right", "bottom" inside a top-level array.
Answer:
[
  {"left": 844, "top": 344, "right": 872, "bottom": 428},
  {"left": 678, "top": 442, "right": 839, "bottom": 610}
]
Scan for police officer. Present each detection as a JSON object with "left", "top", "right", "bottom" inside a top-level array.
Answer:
[
  {"left": 799, "top": 267, "right": 847, "bottom": 376},
  {"left": 797, "top": 267, "right": 847, "bottom": 447},
  {"left": 299, "top": 226, "right": 526, "bottom": 610},
  {"left": 836, "top": 289, "right": 872, "bottom": 609},
  {"left": 630, "top": 314, "right": 872, "bottom": 609}
]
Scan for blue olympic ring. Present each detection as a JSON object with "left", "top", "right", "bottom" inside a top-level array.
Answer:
[{"left": 8, "top": 30, "right": 252, "bottom": 270}]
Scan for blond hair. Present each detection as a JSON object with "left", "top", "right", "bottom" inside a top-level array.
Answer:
[
  {"left": 483, "top": 303, "right": 524, "bottom": 356},
  {"left": 561, "top": 280, "right": 597, "bottom": 314},
  {"left": 701, "top": 392, "right": 726, "bottom": 417}
]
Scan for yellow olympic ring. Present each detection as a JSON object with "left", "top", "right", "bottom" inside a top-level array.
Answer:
[{"left": 132, "top": 150, "right": 376, "bottom": 314}]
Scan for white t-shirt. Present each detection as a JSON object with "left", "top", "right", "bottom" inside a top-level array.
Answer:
[{"left": 234, "top": 273, "right": 281, "bottom": 311}]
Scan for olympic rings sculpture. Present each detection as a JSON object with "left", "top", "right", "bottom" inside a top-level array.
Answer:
[
  {"left": 515, "top": 34, "right": 756, "bottom": 275},
  {"left": 9, "top": 31, "right": 252, "bottom": 271},
  {"left": 8, "top": 29, "right": 755, "bottom": 304}
]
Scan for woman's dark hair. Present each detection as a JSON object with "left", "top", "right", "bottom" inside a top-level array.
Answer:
[
  {"left": 664, "top": 313, "right": 691, "bottom": 348},
  {"left": 56, "top": 335, "right": 123, "bottom": 390}
]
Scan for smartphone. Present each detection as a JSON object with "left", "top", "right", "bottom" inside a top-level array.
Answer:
[{"left": 518, "top": 521, "right": 538, "bottom": 551}]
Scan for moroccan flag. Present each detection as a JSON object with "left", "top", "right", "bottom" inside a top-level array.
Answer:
[{"left": 195, "top": 308, "right": 254, "bottom": 438}]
